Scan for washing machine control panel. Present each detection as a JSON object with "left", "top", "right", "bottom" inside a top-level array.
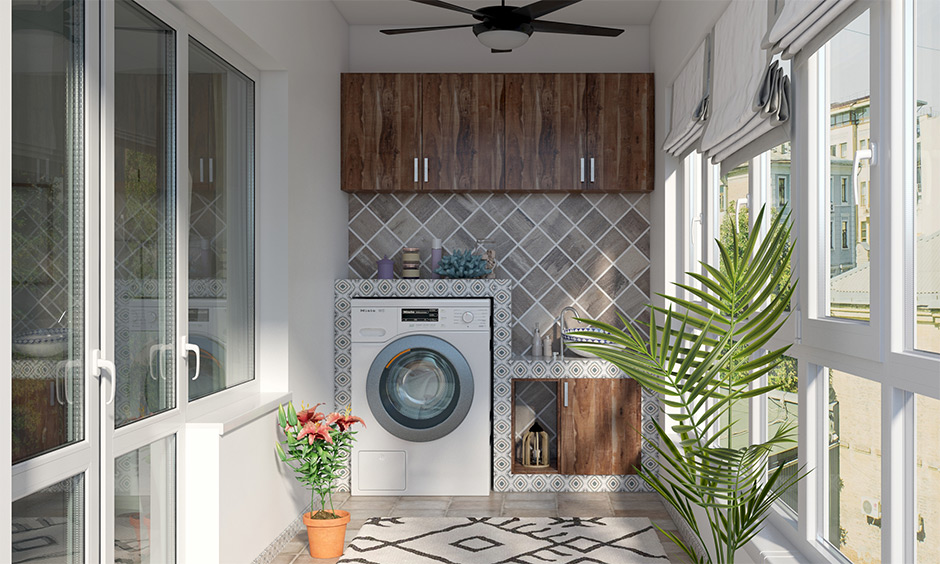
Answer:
[
  {"left": 352, "top": 299, "right": 491, "bottom": 341},
  {"left": 399, "top": 306, "right": 489, "bottom": 331}
]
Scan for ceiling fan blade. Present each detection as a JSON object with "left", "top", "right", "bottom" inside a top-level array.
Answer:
[
  {"left": 515, "top": 0, "right": 582, "bottom": 20},
  {"left": 381, "top": 23, "right": 476, "bottom": 35},
  {"left": 530, "top": 20, "right": 623, "bottom": 37},
  {"left": 409, "top": 0, "right": 485, "bottom": 18}
]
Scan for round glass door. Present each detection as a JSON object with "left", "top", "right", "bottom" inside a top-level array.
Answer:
[{"left": 367, "top": 335, "right": 474, "bottom": 442}]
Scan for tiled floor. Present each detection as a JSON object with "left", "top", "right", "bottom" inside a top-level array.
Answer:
[{"left": 273, "top": 491, "right": 686, "bottom": 563}]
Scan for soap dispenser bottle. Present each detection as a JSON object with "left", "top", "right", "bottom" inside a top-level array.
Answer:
[{"left": 532, "top": 324, "right": 542, "bottom": 357}]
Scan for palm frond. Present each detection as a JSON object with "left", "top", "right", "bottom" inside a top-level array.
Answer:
[{"left": 567, "top": 205, "right": 808, "bottom": 564}]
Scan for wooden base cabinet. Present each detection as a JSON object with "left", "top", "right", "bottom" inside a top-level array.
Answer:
[
  {"left": 510, "top": 377, "right": 642, "bottom": 476},
  {"left": 559, "top": 378, "right": 642, "bottom": 475}
]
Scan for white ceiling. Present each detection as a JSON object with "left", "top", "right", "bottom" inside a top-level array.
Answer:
[{"left": 330, "top": 0, "right": 661, "bottom": 27}]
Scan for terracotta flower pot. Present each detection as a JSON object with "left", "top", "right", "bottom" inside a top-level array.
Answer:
[{"left": 303, "top": 509, "right": 351, "bottom": 559}]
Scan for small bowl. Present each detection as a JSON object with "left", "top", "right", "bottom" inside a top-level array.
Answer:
[
  {"left": 561, "top": 327, "right": 616, "bottom": 358},
  {"left": 13, "top": 328, "right": 69, "bottom": 358}
]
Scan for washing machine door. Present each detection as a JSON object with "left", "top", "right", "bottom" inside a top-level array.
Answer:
[{"left": 366, "top": 334, "right": 474, "bottom": 442}]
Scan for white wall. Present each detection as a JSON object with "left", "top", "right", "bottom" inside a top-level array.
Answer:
[
  {"left": 195, "top": 0, "right": 350, "bottom": 407},
  {"left": 175, "top": 0, "right": 350, "bottom": 556},
  {"left": 349, "top": 24, "right": 650, "bottom": 72}
]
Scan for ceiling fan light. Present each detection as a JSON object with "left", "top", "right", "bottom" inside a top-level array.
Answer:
[{"left": 476, "top": 29, "right": 530, "bottom": 50}]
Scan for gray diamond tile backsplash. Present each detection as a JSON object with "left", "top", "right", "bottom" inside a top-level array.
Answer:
[{"left": 348, "top": 192, "right": 651, "bottom": 355}]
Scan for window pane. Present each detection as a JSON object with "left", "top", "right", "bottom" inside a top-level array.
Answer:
[
  {"left": 827, "top": 369, "right": 881, "bottom": 563},
  {"left": 915, "top": 394, "right": 940, "bottom": 563},
  {"left": 769, "top": 143, "right": 793, "bottom": 308},
  {"left": 12, "top": 474, "right": 84, "bottom": 563},
  {"left": 11, "top": 0, "right": 85, "bottom": 463},
  {"left": 187, "top": 40, "right": 255, "bottom": 400},
  {"left": 115, "top": 436, "right": 176, "bottom": 563},
  {"left": 715, "top": 163, "right": 750, "bottom": 449},
  {"left": 684, "top": 151, "right": 704, "bottom": 298},
  {"left": 113, "top": 0, "right": 176, "bottom": 427},
  {"left": 827, "top": 11, "right": 872, "bottom": 322},
  {"left": 768, "top": 355, "right": 798, "bottom": 514},
  {"left": 717, "top": 163, "right": 749, "bottom": 264},
  {"left": 914, "top": 0, "right": 940, "bottom": 354}
]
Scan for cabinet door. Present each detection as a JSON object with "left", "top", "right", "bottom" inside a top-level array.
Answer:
[
  {"left": 559, "top": 378, "right": 642, "bottom": 475},
  {"left": 504, "top": 73, "right": 581, "bottom": 191},
  {"left": 341, "top": 73, "right": 420, "bottom": 192},
  {"left": 189, "top": 73, "right": 216, "bottom": 190},
  {"left": 579, "top": 73, "right": 654, "bottom": 192},
  {"left": 422, "top": 74, "right": 505, "bottom": 191}
]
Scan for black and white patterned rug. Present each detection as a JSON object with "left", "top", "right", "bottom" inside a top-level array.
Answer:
[{"left": 337, "top": 517, "right": 670, "bottom": 563}]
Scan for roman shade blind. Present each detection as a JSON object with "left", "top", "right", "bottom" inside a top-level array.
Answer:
[
  {"left": 700, "top": 0, "right": 791, "bottom": 171},
  {"left": 764, "top": 0, "right": 858, "bottom": 59},
  {"left": 663, "top": 38, "right": 709, "bottom": 157}
]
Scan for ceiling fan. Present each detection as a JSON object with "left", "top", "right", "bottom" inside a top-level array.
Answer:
[{"left": 380, "top": 0, "right": 624, "bottom": 53}]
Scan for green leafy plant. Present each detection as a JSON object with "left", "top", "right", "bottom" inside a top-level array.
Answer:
[
  {"left": 568, "top": 206, "right": 807, "bottom": 564},
  {"left": 276, "top": 402, "right": 365, "bottom": 519}
]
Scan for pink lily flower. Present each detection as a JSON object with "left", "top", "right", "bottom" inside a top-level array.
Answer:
[
  {"left": 297, "top": 421, "right": 333, "bottom": 445},
  {"left": 296, "top": 403, "right": 325, "bottom": 425}
]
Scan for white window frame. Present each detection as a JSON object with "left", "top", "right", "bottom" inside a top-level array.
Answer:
[
  {"left": 754, "top": 3, "right": 939, "bottom": 564},
  {"left": 658, "top": 6, "right": 939, "bottom": 564}
]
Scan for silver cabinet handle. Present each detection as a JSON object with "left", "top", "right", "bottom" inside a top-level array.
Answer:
[
  {"left": 424, "top": 158, "right": 429, "bottom": 183},
  {"left": 414, "top": 158, "right": 419, "bottom": 182},
  {"left": 199, "top": 158, "right": 205, "bottom": 182},
  {"left": 580, "top": 158, "right": 585, "bottom": 182},
  {"left": 590, "top": 158, "right": 595, "bottom": 183},
  {"left": 563, "top": 381, "right": 569, "bottom": 407},
  {"left": 208, "top": 157, "right": 214, "bottom": 182}
]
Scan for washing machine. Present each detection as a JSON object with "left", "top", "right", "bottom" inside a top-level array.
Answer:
[{"left": 351, "top": 298, "right": 492, "bottom": 496}]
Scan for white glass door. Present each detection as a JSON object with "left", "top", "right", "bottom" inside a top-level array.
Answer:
[
  {"left": 11, "top": 0, "right": 95, "bottom": 561},
  {"left": 11, "top": 0, "right": 182, "bottom": 562},
  {"left": 103, "top": 0, "right": 179, "bottom": 561}
]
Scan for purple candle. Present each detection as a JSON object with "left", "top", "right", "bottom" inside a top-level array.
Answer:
[{"left": 377, "top": 256, "right": 394, "bottom": 279}]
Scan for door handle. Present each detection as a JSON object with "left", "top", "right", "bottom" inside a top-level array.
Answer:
[
  {"left": 199, "top": 158, "right": 204, "bottom": 182},
  {"left": 414, "top": 158, "right": 419, "bottom": 182},
  {"left": 590, "top": 158, "right": 595, "bottom": 183},
  {"left": 563, "top": 381, "right": 569, "bottom": 407},
  {"left": 424, "top": 158, "right": 429, "bottom": 183},
  {"left": 208, "top": 157, "right": 214, "bottom": 183},
  {"left": 92, "top": 349, "right": 116, "bottom": 405},
  {"left": 181, "top": 336, "right": 201, "bottom": 381},
  {"left": 56, "top": 359, "right": 79, "bottom": 405},
  {"left": 149, "top": 343, "right": 173, "bottom": 381},
  {"left": 852, "top": 145, "right": 875, "bottom": 205},
  {"left": 580, "top": 158, "right": 585, "bottom": 183}
]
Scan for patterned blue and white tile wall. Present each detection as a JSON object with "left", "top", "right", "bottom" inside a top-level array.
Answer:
[{"left": 333, "top": 278, "right": 658, "bottom": 493}]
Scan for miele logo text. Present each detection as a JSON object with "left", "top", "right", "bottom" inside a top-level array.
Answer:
[{"left": 358, "top": 308, "right": 379, "bottom": 313}]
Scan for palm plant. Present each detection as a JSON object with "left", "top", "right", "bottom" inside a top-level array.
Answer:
[{"left": 568, "top": 206, "right": 806, "bottom": 564}]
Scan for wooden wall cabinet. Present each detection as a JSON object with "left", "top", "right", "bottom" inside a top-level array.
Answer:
[
  {"left": 341, "top": 72, "right": 653, "bottom": 193},
  {"left": 341, "top": 73, "right": 503, "bottom": 192},
  {"left": 341, "top": 73, "right": 421, "bottom": 192},
  {"left": 189, "top": 73, "right": 218, "bottom": 191},
  {"left": 558, "top": 378, "right": 642, "bottom": 475}
]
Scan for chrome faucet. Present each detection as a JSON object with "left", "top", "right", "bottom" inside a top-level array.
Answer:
[{"left": 558, "top": 306, "right": 579, "bottom": 360}]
